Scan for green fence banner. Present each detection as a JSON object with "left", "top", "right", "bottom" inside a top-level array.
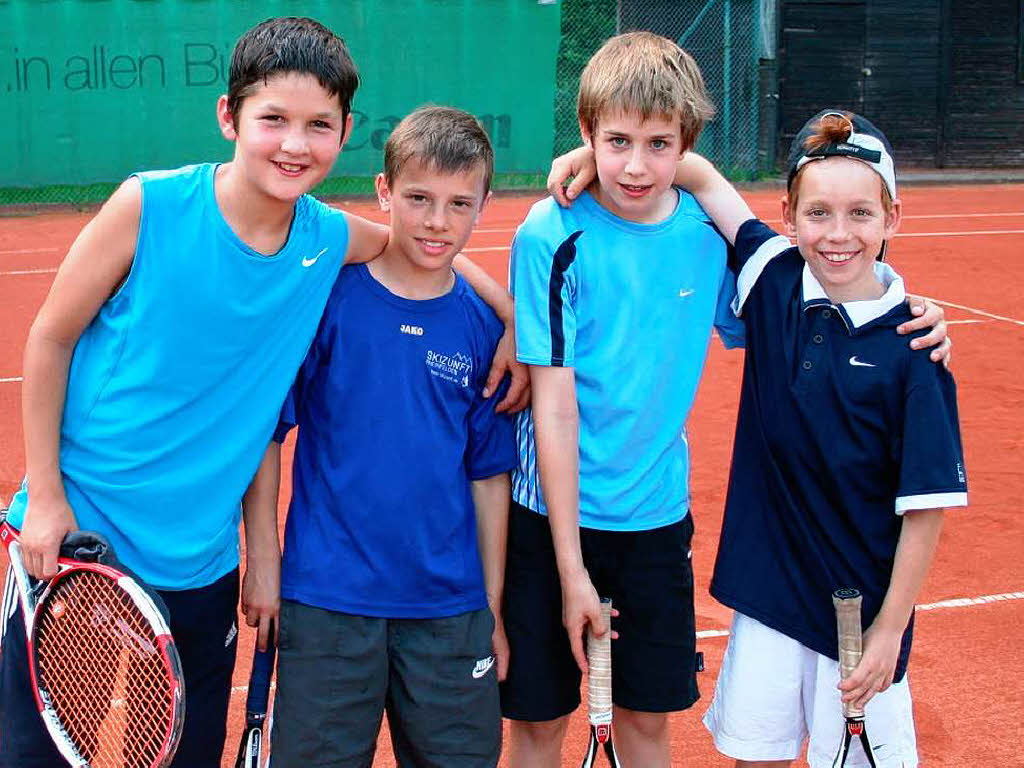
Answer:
[{"left": 2, "top": 0, "right": 561, "bottom": 190}]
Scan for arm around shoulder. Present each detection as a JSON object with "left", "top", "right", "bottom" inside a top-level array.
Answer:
[
  {"left": 674, "top": 152, "right": 754, "bottom": 245},
  {"left": 341, "top": 212, "right": 389, "bottom": 265}
]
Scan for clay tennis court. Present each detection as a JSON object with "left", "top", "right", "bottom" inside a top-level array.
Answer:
[{"left": 1, "top": 182, "right": 1021, "bottom": 766}]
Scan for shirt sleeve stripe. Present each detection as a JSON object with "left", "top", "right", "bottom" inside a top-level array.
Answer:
[
  {"left": 731, "top": 234, "right": 793, "bottom": 316},
  {"left": 547, "top": 231, "right": 583, "bottom": 366},
  {"left": 895, "top": 491, "right": 968, "bottom": 514}
]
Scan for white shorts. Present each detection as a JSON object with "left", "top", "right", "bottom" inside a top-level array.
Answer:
[{"left": 702, "top": 612, "right": 918, "bottom": 767}]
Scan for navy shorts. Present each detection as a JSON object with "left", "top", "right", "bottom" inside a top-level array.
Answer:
[
  {"left": 500, "top": 502, "right": 700, "bottom": 721},
  {"left": 0, "top": 566, "right": 239, "bottom": 768},
  {"left": 271, "top": 600, "right": 501, "bottom": 768}
]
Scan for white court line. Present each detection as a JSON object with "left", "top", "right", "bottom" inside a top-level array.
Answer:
[
  {"left": 895, "top": 228, "right": 1024, "bottom": 238},
  {"left": 696, "top": 591, "right": 1024, "bottom": 641},
  {"left": 927, "top": 297, "right": 1024, "bottom": 327},
  {"left": 0, "top": 247, "right": 59, "bottom": 256},
  {"left": 0, "top": 267, "right": 57, "bottom": 276},
  {"left": 0, "top": 377, "right": 22, "bottom": 384},
  {"left": 946, "top": 319, "right": 989, "bottom": 325}
]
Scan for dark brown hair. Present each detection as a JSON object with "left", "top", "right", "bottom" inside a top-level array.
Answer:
[{"left": 226, "top": 17, "right": 359, "bottom": 129}]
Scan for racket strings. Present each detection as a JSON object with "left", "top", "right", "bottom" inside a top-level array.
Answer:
[{"left": 34, "top": 570, "right": 173, "bottom": 768}]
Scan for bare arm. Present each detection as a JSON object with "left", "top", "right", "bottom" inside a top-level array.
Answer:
[
  {"left": 453, "top": 254, "right": 531, "bottom": 413},
  {"left": 840, "top": 507, "right": 944, "bottom": 709},
  {"left": 342, "top": 212, "right": 389, "bottom": 265},
  {"left": 530, "top": 365, "right": 605, "bottom": 672},
  {"left": 471, "top": 472, "right": 511, "bottom": 681},
  {"left": 20, "top": 178, "right": 140, "bottom": 579},
  {"left": 672, "top": 153, "right": 755, "bottom": 245},
  {"left": 241, "top": 441, "right": 283, "bottom": 652}
]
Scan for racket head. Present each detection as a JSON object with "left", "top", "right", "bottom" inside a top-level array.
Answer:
[{"left": 2, "top": 521, "right": 186, "bottom": 768}]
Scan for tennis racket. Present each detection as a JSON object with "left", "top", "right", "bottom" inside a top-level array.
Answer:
[
  {"left": 0, "top": 515, "right": 185, "bottom": 768},
  {"left": 233, "top": 635, "right": 276, "bottom": 768},
  {"left": 581, "top": 597, "right": 620, "bottom": 768},
  {"left": 831, "top": 588, "right": 878, "bottom": 768}
]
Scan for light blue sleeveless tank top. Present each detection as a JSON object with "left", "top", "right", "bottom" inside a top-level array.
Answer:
[{"left": 8, "top": 164, "right": 348, "bottom": 588}]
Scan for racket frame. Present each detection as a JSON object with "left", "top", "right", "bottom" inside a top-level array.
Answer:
[
  {"left": 581, "top": 597, "right": 619, "bottom": 768},
  {"left": 234, "top": 640, "right": 277, "bottom": 768},
  {"left": 1, "top": 521, "right": 185, "bottom": 768}
]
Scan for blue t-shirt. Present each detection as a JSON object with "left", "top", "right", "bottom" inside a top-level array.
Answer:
[
  {"left": 7, "top": 164, "right": 348, "bottom": 589},
  {"left": 710, "top": 219, "right": 968, "bottom": 681},
  {"left": 275, "top": 264, "right": 516, "bottom": 619},
  {"left": 510, "top": 190, "right": 744, "bottom": 531}
]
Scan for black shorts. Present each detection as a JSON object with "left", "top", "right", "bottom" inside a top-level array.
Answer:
[
  {"left": 500, "top": 502, "right": 699, "bottom": 721},
  {"left": 271, "top": 600, "right": 501, "bottom": 768},
  {"left": 0, "top": 566, "right": 239, "bottom": 768}
]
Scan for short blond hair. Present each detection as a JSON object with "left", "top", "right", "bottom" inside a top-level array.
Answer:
[{"left": 577, "top": 31, "right": 715, "bottom": 151}]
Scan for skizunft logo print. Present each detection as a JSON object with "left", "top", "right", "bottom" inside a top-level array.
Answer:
[{"left": 426, "top": 350, "right": 473, "bottom": 388}]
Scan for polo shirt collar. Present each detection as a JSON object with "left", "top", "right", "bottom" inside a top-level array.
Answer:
[{"left": 801, "top": 261, "right": 906, "bottom": 328}]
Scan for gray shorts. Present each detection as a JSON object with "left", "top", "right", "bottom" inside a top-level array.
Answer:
[{"left": 270, "top": 600, "right": 501, "bottom": 768}]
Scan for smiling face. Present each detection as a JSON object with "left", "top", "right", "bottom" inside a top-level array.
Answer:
[
  {"left": 783, "top": 157, "right": 902, "bottom": 303},
  {"left": 217, "top": 71, "right": 351, "bottom": 204},
  {"left": 582, "top": 109, "right": 684, "bottom": 224},
  {"left": 376, "top": 158, "right": 489, "bottom": 275}
]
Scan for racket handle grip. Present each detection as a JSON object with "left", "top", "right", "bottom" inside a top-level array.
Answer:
[
  {"left": 246, "top": 642, "right": 276, "bottom": 716},
  {"left": 586, "top": 598, "right": 613, "bottom": 737},
  {"left": 833, "top": 588, "right": 864, "bottom": 719}
]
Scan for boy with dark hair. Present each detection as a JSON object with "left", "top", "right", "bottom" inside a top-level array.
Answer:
[
  {"left": 265, "top": 105, "right": 515, "bottom": 768},
  {"left": 678, "top": 111, "right": 966, "bottom": 768},
  {"left": 0, "top": 19, "right": 521, "bottom": 767}
]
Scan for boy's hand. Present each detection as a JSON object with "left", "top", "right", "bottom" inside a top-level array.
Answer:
[
  {"left": 561, "top": 569, "right": 606, "bottom": 673},
  {"left": 241, "top": 551, "right": 281, "bottom": 652},
  {"left": 489, "top": 604, "right": 511, "bottom": 682},
  {"left": 838, "top": 622, "right": 903, "bottom": 711},
  {"left": 483, "top": 326, "right": 531, "bottom": 413},
  {"left": 899, "top": 297, "right": 951, "bottom": 367},
  {"left": 547, "top": 146, "right": 597, "bottom": 207},
  {"left": 19, "top": 493, "right": 77, "bottom": 580}
]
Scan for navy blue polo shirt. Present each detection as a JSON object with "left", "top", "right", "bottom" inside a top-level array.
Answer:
[{"left": 710, "top": 219, "right": 967, "bottom": 682}]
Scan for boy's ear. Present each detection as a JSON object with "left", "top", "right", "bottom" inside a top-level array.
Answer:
[
  {"left": 375, "top": 173, "right": 392, "bottom": 212},
  {"left": 780, "top": 195, "right": 797, "bottom": 236},
  {"left": 579, "top": 117, "right": 594, "bottom": 149},
  {"left": 339, "top": 112, "right": 354, "bottom": 148},
  {"left": 216, "top": 95, "right": 237, "bottom": 141},
  {"left": 476, "top": 190, "right": 493, "bottom": 218},
  {"left": 884, "top": 197, "right": 903, "bottom": 238}
]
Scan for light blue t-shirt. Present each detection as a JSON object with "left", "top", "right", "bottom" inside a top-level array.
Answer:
[
  {"left": 7, "top": 163, "right": 348, "bottom": 589},
  {"left": 510, "top": 190, "right": 744, "bottom": 531}
]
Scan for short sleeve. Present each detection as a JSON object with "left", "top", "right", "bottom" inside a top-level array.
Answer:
[
  {"left": 732, "top": 218, "right": 794, "bottom": 316},
  {"left": 510, "top": 227, "right": 581, "bottom": 367},
  {"left": 465, "top": 352, "right": 517, "bottom": 480},
  {"left": 713, "top": 265, "right": 745, "bottom": 349},
  {"left": 895, "top": 361, "right": 968, "bottom": 513}
]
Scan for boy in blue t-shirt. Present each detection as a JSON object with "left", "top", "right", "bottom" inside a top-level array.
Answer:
[
  {"left": 0, "top": 19, "right": 522, "bottom": 767},
  {"left": 501, "top": 32, "right": 744, "bottom": 767},
  {"left": 264, "top": 106, "right": 515, "bottom": 767},
  {"left": 676, "top": 111, "right": 967, "bottom": 767}
]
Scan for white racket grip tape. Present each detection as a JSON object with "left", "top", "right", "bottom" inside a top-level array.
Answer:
[
  {"left": 586, "top": 598, "right": 613, "bottom": 736},
  {"left": 833, "top": 588, "right": 865, "bottom": 719}
]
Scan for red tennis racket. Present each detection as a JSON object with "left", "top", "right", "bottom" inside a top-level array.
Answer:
[
  {"left": 1, "top": 515, "right": 185, "bottom": 768},
  {"left": 832, "top": 588, "right": 878, "bottom": 768},
  {"left": 581, "top": 597, "right": 620, "bottom": 768}
]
